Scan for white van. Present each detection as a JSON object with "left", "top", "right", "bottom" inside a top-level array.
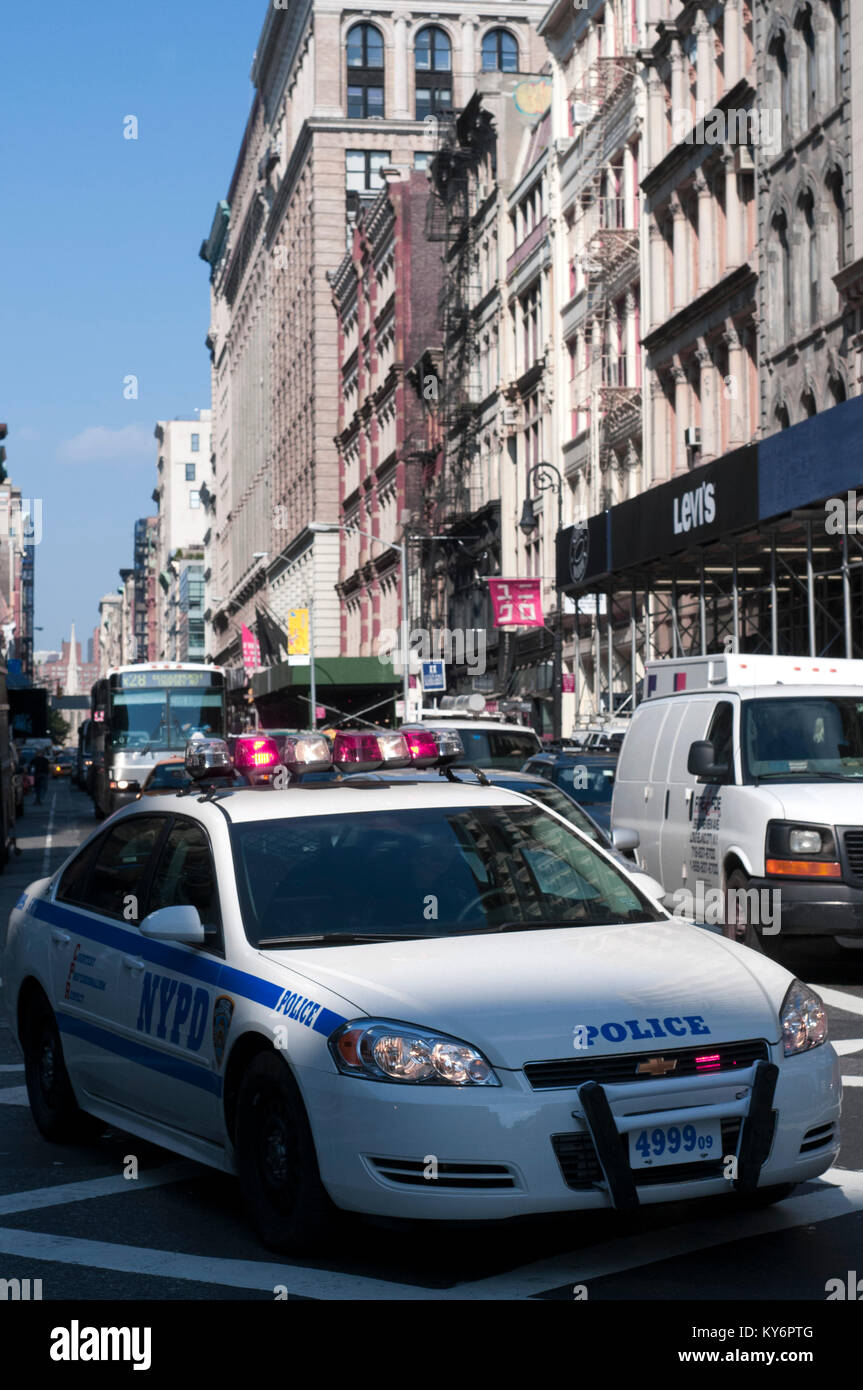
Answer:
[{"left": 612, "top": 654, "right": 863, "bottom": 953}]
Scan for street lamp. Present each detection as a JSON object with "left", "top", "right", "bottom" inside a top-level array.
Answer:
[
  {"left": 520, "top": 461, "right": 564, "bottom": 744},
  {"left": 309, "top": 520, "right": 410, "bottom": 720}
]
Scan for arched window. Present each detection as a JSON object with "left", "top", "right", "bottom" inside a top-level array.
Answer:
[
  {"left": 776, "top": 401, "right": 791, "bottom": 430},
  {"left": 827, "top": 166, "right": 846, "bottom": 271},
  {"left": 830, "top": 374, "right": 847, "bottom": 405},
  {"left": 798, "top": 188, "right": 818, "bottom": 325},
  {"left": 346, "top": 23, "right": 384, "bottom": 119},
  {"left": 769, "top": 31, "right": 791, "bottom": 148},
  {"left": 415, "top": 26, "right": 452, "bottom": 121},
  {"left": 482, "top": 28, "right": 518, "bottom": 72},
  {"left": 829, "top": 0, "right": 844, "bottom": 105},
  {"left": 773, "top": 209, "right": 792, "bottom": 346},
  {"left": 795, "top": 5, "right": 818, "bottom": 128},
  {"left": 802, "top": 388, "right": 817, "bottom": 418}
]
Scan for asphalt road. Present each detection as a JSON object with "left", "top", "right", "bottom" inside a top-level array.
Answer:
[{"left": 1, "top": 778, "right": 862, "bottom": 1301}]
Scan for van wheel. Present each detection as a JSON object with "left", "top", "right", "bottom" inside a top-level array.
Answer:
[
  {"left": 724, "top": 869, "right": 764, "bottom": 952},
  {"left": 23, "top": 995, "right": 103, "bottom": 1143},
  {"left": 235, "top": 1052, "right": 338, "bottom": 1253}
]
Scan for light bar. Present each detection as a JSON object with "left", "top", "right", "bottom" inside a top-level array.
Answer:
[
  {"left": 401, "top": 727, "right": 440, "bottom": 768},
  {"left": 185, "top": 736, "right": 233, "bottom": 781},
  {"left": 331, "top": 731, "right": 410, "bottom": 772},
  {"left": 233, "top": 736, "right": 280, "bottom": 770},
  {"left": 278, "top": 733, "right": 332, "bottom": 778}
]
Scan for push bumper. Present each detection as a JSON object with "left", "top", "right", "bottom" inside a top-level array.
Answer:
[{"left": 305, "top": 1043, "right": 840, "bottom": 1221}]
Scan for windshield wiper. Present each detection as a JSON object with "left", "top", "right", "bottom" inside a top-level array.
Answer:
[{"left": 257, "top": 932, "right": 422, "bottom": 947}]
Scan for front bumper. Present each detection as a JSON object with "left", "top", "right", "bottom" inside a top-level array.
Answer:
[
  {"left": 305, "top": 1041, "right": 841, "bottom": 1220},
  {"left": 753, "top": 876, "right": 863, "bottom": 940}
]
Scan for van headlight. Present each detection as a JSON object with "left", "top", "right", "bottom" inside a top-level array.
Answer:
[
  {"left": 780, "top": 980, "right": 828, "bottom": 1056},
  {"left": 329, "top": 1019, "right": 500, "bottom": 1086}
]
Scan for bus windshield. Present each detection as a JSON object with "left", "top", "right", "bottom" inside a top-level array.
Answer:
[{"left": 106, "top": 670, "right": 225, "bottom": 752}]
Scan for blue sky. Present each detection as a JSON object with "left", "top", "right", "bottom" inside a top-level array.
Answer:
[{"left": 1, "top": 0, "right": 262, "bottom": 652}]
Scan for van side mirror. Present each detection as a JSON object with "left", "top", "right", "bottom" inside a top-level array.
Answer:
[{"left": 687, "top": 740, "right": 729, "bottom": 781}]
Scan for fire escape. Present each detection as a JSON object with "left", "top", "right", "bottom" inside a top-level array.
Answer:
[{"left": 569, "top": 54, "right": 642, "bottom": 512}]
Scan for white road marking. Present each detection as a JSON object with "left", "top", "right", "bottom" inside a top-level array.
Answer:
[
  {"left": 842, "top": 1075, "right": 863, "bottom": 1087},
  {"left": 0, "top": 1169, "right": 860, "bottom": 1299},
  {"left": 819, "top": 986, "right": 863, "bottom": 1018},
  {"left": 40, "top": 791, "right": 57, "bottom": 877},
  {"left": 0, "top": 1064, "right": 24, "bottom": 1072},
  {"left": 834, "top": 1038, "right": 863, "bottom": 1055},
  {"left": 0, "top": 1162, "right": 199, "bottom": 1216},
  {"left": 451, "top": 1169, "right": 863, "bottom": 1300},
  {"left": 0, "top": 1087, "right": 28, "bottom": 1105}
]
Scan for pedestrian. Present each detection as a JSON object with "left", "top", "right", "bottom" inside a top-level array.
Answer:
[{"left": 32, "top": 751, "right": 50, "bottom": 806}]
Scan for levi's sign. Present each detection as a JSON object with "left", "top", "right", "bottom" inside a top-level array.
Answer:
[{"left": 673, "top": 480, "right": 716, "bottom": 535}]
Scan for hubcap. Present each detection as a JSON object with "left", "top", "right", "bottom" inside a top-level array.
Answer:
[
  {"left": 39, "top": 1034, "right": 56, "bottom": 1094},
  {"left": 255, "top": 1093, "right": 299, "bottom": 1212}
]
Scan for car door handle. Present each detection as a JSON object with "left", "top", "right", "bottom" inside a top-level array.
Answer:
[
  {"left": 123, "top": 956, "right": 145, "bottom": 973},
  {"left": 51, "top": 929, "right": 70, "bottom": 945}
]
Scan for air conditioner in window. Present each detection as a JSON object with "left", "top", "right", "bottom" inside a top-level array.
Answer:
[
  {"left": 502, "top": 406, "right": 520, "bottom": 428},
  {"left": 477, "top": 182, "right": 490, "bottom": 203},
  {"left": 737, "top": 146, "right": 755, "bottom": 171},
  {"left": 684, "top": 426, "right": 701, "bottom": 448}
]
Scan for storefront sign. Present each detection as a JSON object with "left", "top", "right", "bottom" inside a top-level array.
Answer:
[{"left": 487, "top": 578, "right": 544, "bottom": 628}]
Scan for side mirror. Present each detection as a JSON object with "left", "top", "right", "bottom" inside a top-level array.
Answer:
[
  {"left": 687, "top": 740, "right": 729, "bottom": 781},
  {"left": 139, "top": 904, "right": 204, "bottom": 944},
  {"left": 611, "top": 826, "right": 639, "bottom": 852}
]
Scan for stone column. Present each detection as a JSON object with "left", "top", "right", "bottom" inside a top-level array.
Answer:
[
  {"left": 649, "top": 217, "right": 665, "bottom": 329},
  {"left": 696, "top": 338, "right": 716, "bottom": 461},
  {"left": 671, "top": 193, "right": 688, "bottom": 311},
  {"left": 671, "top": 360, "right": 689, "bottom": 474},
  {"left": 723, "top": 0, "right": 742, "bottom": 90},
  {"left": 670, "top": 32, "right": 687, "bottom": 116},
  {"left": 459, "top": 18, "right": 476, "bottom": 107},
  {"left": 625, "top": 290, "right": 638, "bottom": 389},
  {"left": 623, "top": 142, "right": 637, "bottom": 227},
  {"left": 647, "top": 70, "right": 665, "bottom": 168},
  {"left": 695, "top": 10, "right": 713, "bottom": 114},
  {"left": 695, "top": 168, "right": 715, "bottom": 294},
  {"left": 650, "top": 375, "right": 668, "bottom": 484},
  {"left": 393, "top": 15, "right": 409, "bottom": 119},
  {"left": 724, "top": 321, "right": 746, "bottom": 447},
  {"left": 722, "top": 148, "right": 742, "bottom": 270}
]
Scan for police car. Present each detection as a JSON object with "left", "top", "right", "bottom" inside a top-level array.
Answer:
[{"left": 3, "top": 730, "right": 840, "bottom": 1252}]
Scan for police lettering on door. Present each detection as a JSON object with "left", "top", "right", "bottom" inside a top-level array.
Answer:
[{"left": 137, "top": 972, "right": 209, "bottom": 1050}]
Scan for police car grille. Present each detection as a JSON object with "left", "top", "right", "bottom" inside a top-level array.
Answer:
[
  {"left": 552, "top": 1118, "right": 744, "bottom": 1190},
  {"left": 368, "top": 1157, "right": 518, "bottom": 1189},
  {"left": 524, "top": 1040, "right": 769, "bottom": 1090},
  {"left": 842, "top": 830, "right": 863, "bottom": 879}
]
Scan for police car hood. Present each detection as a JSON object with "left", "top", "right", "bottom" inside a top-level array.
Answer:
[{"left": 260, "top": 920, "right": 789, "bottom": 1069}]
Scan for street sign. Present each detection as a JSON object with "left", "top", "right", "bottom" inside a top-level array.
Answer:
[{"left": 421, "top": 660, "right": 446, "bottom": 692}]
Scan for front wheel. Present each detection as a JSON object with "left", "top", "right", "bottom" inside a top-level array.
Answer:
[
  {"left": 235, "top": 1052, "right": 338, "bottom": 1253},
  {"left": 23, "top": 995, "right": 102, "bottom": 1143},
  {"left": 724, "top": 869, "right": 764, "bottom": 953}
]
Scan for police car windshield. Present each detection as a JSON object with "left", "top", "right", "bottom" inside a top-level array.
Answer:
[
  {"left": 230, "top": 805, "right": 660, "bottom": 947},
  {"left": 743, "top": 697, "right": 863, "bottom": 781}
]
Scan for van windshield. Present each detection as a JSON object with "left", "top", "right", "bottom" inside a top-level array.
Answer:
[{"left": 742, "top": 697, "right": 863, "bottom": 781}]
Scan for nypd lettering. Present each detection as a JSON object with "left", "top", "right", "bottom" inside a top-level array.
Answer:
[
  {"left": 273, "top": 988, "right": 323, "bottom": 1029},
  {"left": 136, "top": 972, "right": 209, "bottom": 1051},
  {"left": 581, "top": 1016, "right": 710, "bottom": 1047}
]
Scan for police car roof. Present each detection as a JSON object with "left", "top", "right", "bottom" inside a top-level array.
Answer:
[{"left": 184, "top": 780, "right": 532, "bottom": 824}]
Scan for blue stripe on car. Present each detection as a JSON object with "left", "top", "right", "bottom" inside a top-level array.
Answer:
[{"left": 57, "top": 1012, "right": 223, "bottom": 1096}]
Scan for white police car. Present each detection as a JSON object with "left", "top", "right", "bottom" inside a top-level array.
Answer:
[{"left": 3, "top": 731, "right": 841, "bottom": 1252}]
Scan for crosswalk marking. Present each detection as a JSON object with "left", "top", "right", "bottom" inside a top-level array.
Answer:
[
  {"left": 0, "top": 1162, "right": 199, "bottom": 1217},
  {"left": 0, "top": 1087, "right": 28, "bottom": 1105},
  {"left": 833, "top": 1038, "right": 863, "bottom": 1055},
  {"left": 817, "top": 986, "right": 863, "bottom": 1018}
]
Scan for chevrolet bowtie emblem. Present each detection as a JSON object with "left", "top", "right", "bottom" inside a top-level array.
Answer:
[{"left": 637, "top": 1056, "right": 679, "bottom": 1076}]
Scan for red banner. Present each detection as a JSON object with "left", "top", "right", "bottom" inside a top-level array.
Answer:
[
  {"left": 241, "top": 623, "right": 261, "bottom": 672},
  {"left": 487, "top": 578, "right": 544, "bottom": 628}
]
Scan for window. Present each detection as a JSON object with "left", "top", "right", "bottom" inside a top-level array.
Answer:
[
  {"left": 185, "top": 463, "right": 196, "bottom": 481},
  {"left": 482, "top": 28, "right": 518, "bottom": 72},
  {"left": 415, "top": 26, "right": 452, "bottom": 120},
  {"left": 56, "top": 834, "right": 105, "bottom": 907},
  {"left": 770, "top": 33, "right": 791, "bottom": 147},
  {"left": 706, "top": 701, "right": 735, "bottom": 781},
  {"left": 772, "top": 210, "right": 792, "bottom": 345},
  {"left": 796, "top": 6, "right": 818, "bottom": 128},
  {"left": 346, "top": 22, "right": 384, "bottom": 118},
  {"left": 189, "top": 490, "right": 200, "bottom": 508},
  {"left": 828, "top": 167, "right": 846, "bottom": 272},
  {"left": 799, "top": 189, "right": 818, "bottom": 326},
  {"left": 83, "top": 817, "right": 166, "bottom": 919},
  {"left": 190, "top": 433, "right": 200, "bottom": 452},
  {"left": 413, "top": 151, "right": 431, "bottom": 171},
  {"left": 802, "top": 389, "right": 817, "bottom": 418},
  {"left": 830, "top": 0, "right": 844, "bottom": 105},
  {"left": 346, "top": 149, "right": 391, "bottom": 192},
  {"left": 148, "top": 819, "right": 221, "bottom": 941}
]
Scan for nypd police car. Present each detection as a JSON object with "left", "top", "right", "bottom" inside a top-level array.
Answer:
[{"left": 3, "top": 730, "right": 841, "bottom": 1252}]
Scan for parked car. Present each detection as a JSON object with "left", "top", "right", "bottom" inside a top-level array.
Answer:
[
  {"left": 522, "top": 751, "right": 619, "bottom": 832},
  {"left": 417, "top": 716, "right": 541, "bottom": 770},
  {"left": 52, "top": 749, "right": 76, "bottom": 778}
]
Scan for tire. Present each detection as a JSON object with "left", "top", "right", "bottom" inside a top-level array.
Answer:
[
  {"left": 724, "top": 869, "right": 764, "bottom": 953},
  {"left": 23, "top": 994, "right": 102, "bottom": 1144},
  {"left": 235, "top": 1052, "right": 338, "bottom": 1253}
]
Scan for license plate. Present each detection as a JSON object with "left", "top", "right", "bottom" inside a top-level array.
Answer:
[{"left": 629, "top": 1119, "right": 721, "bottom": 1169}]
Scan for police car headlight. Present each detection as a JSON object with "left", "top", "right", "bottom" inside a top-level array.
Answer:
[
  {"left": 329, "top": 1019, "right": 500, "bottom": 1086},
  {"left": 780, "top": 979, "right": 828, "bottom": 1057}
]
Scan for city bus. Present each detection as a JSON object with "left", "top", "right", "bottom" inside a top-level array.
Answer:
[{"left": 90, "top": 663, "right": 226, "bottom": 818}]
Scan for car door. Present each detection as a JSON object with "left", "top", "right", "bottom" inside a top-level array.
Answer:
[
  {"left": 50, "top": 815, "right": 168, "bottom": 1100},
  {"left": 660, "top": 699, "right": 726, "bottom": 899},
  {"left": 111, "top": 815, "right": 225, "bottom": 1140}
]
